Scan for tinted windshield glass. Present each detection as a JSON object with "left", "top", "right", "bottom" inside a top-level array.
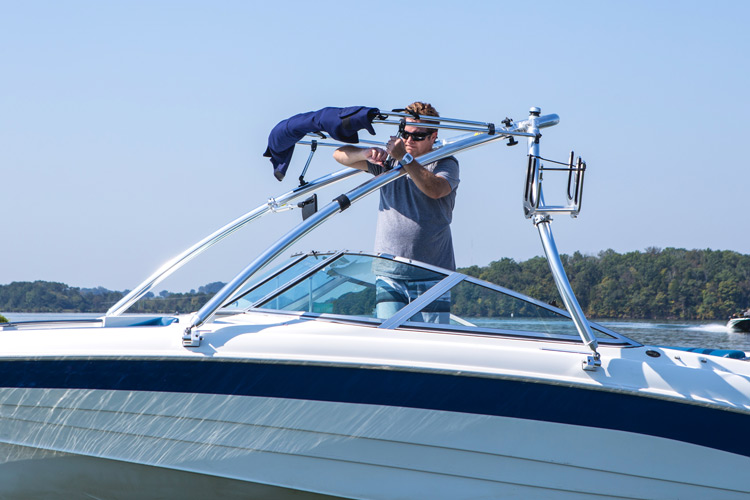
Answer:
[
  {"left": 247, "top": 253, "right": 619, "bottom": 341},
  {"left": 405, "top": 279, "right": 616, "bottom": 340},
  {"left": 225, "top": 254, "right": 332, "bottom": 309},
  {"left": 255, "top": 254, "right": 446, "bottom": 319}
]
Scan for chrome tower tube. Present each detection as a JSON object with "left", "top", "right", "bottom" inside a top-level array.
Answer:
[
  {"left": 535, "top": 220, "right": 598, "bottom": 353},
  {"left": 106, "top": 167, "right": 362, "bottom": 317},
  {"left": 524, "top": 108, "right": 599, "bottom": 364}
]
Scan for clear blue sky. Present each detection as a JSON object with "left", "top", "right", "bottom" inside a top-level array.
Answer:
[{"left": 1, "top": 1, "right": 748, "bottom": 292}]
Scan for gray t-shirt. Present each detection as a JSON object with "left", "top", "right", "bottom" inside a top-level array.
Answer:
[{"left": 367, "top": 156, "right": 460, "bottom": 277}]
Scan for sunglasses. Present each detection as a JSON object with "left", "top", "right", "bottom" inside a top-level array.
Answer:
[{"left": 401, "top": 130, "right": 433, "bottom": 141}]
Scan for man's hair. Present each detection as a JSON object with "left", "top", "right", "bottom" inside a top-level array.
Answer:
[{"left": 406, "top": 101, "right": 439, "bottom": 134}]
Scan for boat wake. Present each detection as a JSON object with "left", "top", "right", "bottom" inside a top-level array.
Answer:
[
  {"left": 686, "top": 323, "right": 729, "bottom": 333},
  {"left": 600, "top": 321, "right": 729, "bottom": 334}
]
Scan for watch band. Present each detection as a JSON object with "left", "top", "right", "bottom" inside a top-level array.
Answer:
[{"left": 401, "top": 153, "right": 414, "bottom": 165}]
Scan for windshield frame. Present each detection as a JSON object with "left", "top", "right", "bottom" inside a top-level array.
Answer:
[{"left": 234, "top": 251, "right": 640, "bottom": 347}]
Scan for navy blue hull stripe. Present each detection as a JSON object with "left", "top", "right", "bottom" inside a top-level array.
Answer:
[{"left": 0, "top": 358, "right": 747, "bottom": 458}]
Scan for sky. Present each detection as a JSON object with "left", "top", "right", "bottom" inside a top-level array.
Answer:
[{"left": 1, "top": 1, "right": 749, "bottom": 293}]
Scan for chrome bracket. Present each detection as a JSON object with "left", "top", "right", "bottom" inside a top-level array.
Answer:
[
  {"left": 532, "top": 214, "right": 551, "bottom": 226},
  {"left": 582, "top": 352, "right": 602, "bottom": 372},
  {"left": 268, "top": 197, "right": 294, "bottom": 213},
  {"left": 182, "top": 326, "right": 203, "bottom": 347}
]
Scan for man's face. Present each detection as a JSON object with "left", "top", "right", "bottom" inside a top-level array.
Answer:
[{"left": 403, "top": 119, "right": 437, "bottom": 157}]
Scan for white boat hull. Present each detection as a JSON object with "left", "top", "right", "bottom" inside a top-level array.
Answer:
[
  {"left": 0, "top": 442, "right": 333, "bottom": 500},
  {"left": 1, "top": 380, "right": 748, "bottom": 500},
  {"left": 1, "top": 311, "right": 748, "bottom": 499}
]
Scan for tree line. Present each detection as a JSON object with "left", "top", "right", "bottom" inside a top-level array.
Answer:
[
  {"left": 459, "top": 248, "right": 750, "bottom": 320},
  {"left": 2, "top": 248, "right": 749, "bottom": 320},
  {"left": 0, "top": 281, "right": 218, "bottom": 315}
]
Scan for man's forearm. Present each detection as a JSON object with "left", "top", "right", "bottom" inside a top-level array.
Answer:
[
  {"left": 403, "top": 161, "right": 452, "bottom": 199},
  {"left": 333, "top": 146, "right": 374, "bottom": 171}
]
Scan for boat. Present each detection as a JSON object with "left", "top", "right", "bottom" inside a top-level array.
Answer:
[
  {"left": 728, "top": 315, "right": 750, "bottom": 333},
  {"left": 2, "top": 107, "right": 750, "bottom": 499}
]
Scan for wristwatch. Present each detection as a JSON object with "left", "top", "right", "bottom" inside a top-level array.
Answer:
[{"left": 400, "top": 153, "right": 414, "bottom": 165}]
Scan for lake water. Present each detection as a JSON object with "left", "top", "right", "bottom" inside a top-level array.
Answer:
[
  {"left": 3, "top": 312, "right": 749, "bottom": 352},
  {"left": 594, "top": 319, "right": 750, "bottom": 351}
]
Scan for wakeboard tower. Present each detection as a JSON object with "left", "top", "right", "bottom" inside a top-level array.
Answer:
[{"left": 109, "top": 106, "right": 593, "bottom": 367}]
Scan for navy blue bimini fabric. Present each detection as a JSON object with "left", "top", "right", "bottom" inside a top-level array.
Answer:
[{"left": 263, "top": 106, "right": 380, "bottom": 181}]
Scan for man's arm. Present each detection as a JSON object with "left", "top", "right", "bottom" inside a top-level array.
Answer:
[
  {"left": 401, "top": 161, "right": 453, "bottom": 199},
  {"left": 333, "top": 146, "right": 388, "bottom": 171},
  {"left": 387, "top": 138, "right": 452, "bottom": 200}
]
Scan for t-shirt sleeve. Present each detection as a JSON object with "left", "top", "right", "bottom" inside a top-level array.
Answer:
[
  {"left": 433, "top": 156, "right": 460, "bottom": 191},
  {"left": 367, "top": 161, "right": 385, "bottom": 176}
]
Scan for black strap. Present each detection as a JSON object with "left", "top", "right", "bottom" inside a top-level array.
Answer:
[
  {"left": 334, "top": 194, "right": 351, "bottom": 211},
  {"left": 392, "top": 108, "right": 420, "bottom": 120}
]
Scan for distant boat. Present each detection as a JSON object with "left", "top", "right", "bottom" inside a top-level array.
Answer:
[{"left": 728, "top": 316, "right": 750, "bottom": 333}]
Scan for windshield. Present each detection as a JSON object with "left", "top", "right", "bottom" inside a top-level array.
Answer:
[
  {"left": 255, "top": 253, "right": 446, "bottom": 319},
  {"left": 405, "top": 278, "right": 618, "bottom": 340},
  {"left": 223, "top": 253, "right": 331, "bottom": 310},
  {"left": 246, "top": 252, "right": 623, "bottom": 342}
]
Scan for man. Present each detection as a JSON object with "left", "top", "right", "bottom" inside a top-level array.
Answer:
[{"left": 333, "top": 102, "right": 459, "bottom": 321}]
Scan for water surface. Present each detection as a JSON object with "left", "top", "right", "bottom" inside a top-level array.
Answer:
[
  {"left": 3, "top": 313, "right": 748, "bottom": 352},
  {"left": 595, "top": 319, "right": 750, "bottom": 351}
]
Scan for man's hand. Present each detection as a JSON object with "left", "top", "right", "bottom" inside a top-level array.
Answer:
[
  {"left": 333, "top": 145, "right": 388, "bottom": 171},
  {"left": 366, "top": 147, "right": 388, "bottom": 166},
  {"left": 386, "top": 136, "right": 407, "bottom": 161}
]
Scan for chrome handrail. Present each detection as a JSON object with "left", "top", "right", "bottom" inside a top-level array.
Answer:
[
  {"left": 373, "top": 110, "right": 559, "bottom": 137},
  {"left": 380, "top": 110, "right": 495, "bottom": 127}
]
